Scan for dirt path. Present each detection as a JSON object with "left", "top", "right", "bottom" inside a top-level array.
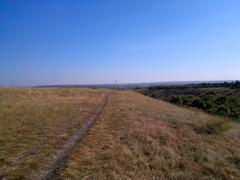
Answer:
[{"left": 38, "top": 93, "right": 109, "bottom": 180}]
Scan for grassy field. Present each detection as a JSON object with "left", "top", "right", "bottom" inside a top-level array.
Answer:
[
  {"left": 61, "top": 90, "right": 240, "bottom": 179},
  {"left": 0, "top": 88, "right": 107, "bottom": 179},
  {"left": 1, "top": 88, "right": 240, "bottom": 179}
]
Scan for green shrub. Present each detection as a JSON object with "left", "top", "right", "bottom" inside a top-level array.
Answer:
[
  {"left": 217, "top": 105, "right": 230, "bottom": 116},
  {"left": 139, "top": 83, "right": 240, "bottom": 120},
  {"left": 170, "top": 96, "right": 182, "bottom": 104},
  {"left": 191, "top": 98, "right": 205, "bottom": 109}
]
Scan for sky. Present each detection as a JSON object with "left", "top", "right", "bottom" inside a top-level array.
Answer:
[{"left": 0, "top": 0, "right": 240, "bottom": 86}]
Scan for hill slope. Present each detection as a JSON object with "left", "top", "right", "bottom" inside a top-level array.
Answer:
[
  {"left": 0, "top": 89, "right": 239, "bottom": 179},
  {"left": 61, "top": 90, "right": 240, "bottom": 179}
]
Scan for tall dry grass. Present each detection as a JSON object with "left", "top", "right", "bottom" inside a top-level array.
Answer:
[
  {"left": 61, "top": 90, "right": 240, "bottom": 179},
  {"left": 0, "top": 88, "right": 106, "bottom": 179}
]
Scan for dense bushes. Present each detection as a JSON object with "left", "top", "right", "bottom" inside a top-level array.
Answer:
[{"left": 139, "top": 81, "right": 240, "bottom": 120}]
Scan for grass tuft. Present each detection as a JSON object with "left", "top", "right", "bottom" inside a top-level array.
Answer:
[
  {"left": 194, "top": 119, "right": 231, "bottom": 135},
  {"left": 227, "top": 155, "right": 240, "bottom": 169}
]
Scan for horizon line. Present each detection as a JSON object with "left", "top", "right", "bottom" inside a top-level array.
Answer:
[{"left": 0, "top": 80, "right": 239, "bottom": 88}]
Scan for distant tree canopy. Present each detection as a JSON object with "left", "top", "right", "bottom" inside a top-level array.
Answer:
[
  {"left": 148, "top": 81, "right": 240, "bottom": 90},
  {"left": 138, "top": 81, "right": 240, "bottom": 120}
]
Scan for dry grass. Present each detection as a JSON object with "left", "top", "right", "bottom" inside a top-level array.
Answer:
[
  {"left": 0, "top": 88, "right": 107, "bottom": 179},
  {"left": 61, "top": 90, "right": 240, "bottom": 179}
]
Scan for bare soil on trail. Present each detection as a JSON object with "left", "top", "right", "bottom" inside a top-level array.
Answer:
[{"left": 38, "top": 93, "right": 109, "bottom": 180}]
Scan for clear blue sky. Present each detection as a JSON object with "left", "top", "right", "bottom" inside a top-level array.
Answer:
[{"left": 0, "top": 0, "right": 240, "bottom": 86}]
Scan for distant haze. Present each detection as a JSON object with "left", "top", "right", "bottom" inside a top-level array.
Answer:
[{"left": 0, "top": 0, "right": 240, "bottom": 86}]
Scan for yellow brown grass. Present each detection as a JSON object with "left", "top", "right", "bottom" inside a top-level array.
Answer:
[
  {"left": 61, "top": 90, "right": 240, "bottom": 179},
  {"left": 0, "top": 88, "right": 107, "bottom": 179}
]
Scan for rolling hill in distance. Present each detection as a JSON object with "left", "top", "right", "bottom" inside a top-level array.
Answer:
[{"left": 34, "top": 80, "right": 236, "bottom": 89}]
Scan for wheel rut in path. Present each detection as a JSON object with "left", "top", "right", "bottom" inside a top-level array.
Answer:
[{"left": 38, "top": 93, "right": 109, "bottom": 180}]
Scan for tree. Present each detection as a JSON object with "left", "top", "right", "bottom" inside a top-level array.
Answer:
[{"left": 192, "top": 98, "right": 205, "bottom": 109}]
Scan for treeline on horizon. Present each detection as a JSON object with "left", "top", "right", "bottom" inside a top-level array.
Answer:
[{"left": 138, "top": 81, "right": 240, "bottom": 120}]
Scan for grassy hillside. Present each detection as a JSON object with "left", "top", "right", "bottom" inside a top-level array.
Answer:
[
  {"left": 61, "top": 90, "right": 240, "bottom": 179},
  {"left": 0, "top": 88, "right": 107, "bottom": 179},
  {"left": 1, "top": 89, "right": 240, "bottom": 179}
]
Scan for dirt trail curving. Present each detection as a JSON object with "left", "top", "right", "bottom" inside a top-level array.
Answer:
[{"left": 38, "top": 93, "right": 109, "bottom": 180}]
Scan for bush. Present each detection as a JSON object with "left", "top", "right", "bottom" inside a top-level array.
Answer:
[
  {"left": 217, "top": 105, "right": 230, "bottom": 116},
  {"left": 191, "top": 98, "right": 205, "bottom": 109},
  {"left": 216, "top": 96, "right": 229, "bottom": 105},
  {"left": 170, "top": 96, "right": 183, "bottom": 104},
  {"left": 140, "top": 83, "right": 240, "bottom": 120}
]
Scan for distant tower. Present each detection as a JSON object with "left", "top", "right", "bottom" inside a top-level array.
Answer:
[{"left": 115, "top": 80, "right": 118, "bottom": 89}]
